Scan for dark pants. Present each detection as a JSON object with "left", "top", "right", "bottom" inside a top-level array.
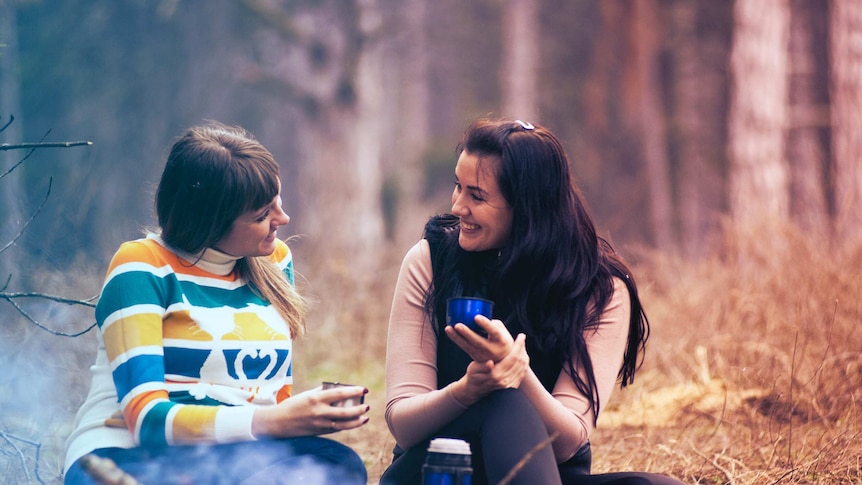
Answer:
[
  {"left": 64, "top": 436, "right": 367, "bottom": 485},
  {"left": 380, "top": 389, "right": 685, "bottom": 485}
]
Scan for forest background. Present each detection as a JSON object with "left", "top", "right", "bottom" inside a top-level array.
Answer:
[{"left": 2, "top": 0, "right": 861, "bottom": 484}]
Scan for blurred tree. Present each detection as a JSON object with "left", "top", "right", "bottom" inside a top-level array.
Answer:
[
  {"left": 387, "top": 0, "right": 433, "bottom": 247},
  {"left": 0, "top": 0, "right": 23, "bottom": 279},
  {"left": 668, "top": 0, "right": 731, "bottom": 260},
  {"left": 501, "top": 0, "right": 539, "bottom": 121},
  {"left": 787, "top": 0, "right": 830, "bottom": 235},
  {"left": 236, "top": 0, "right": 387, "bottom": 274},
  {"left": 626, "top": 0, "right": 674, "bottom": 251},
  {"left": 829, "top": 0, "right": 862, "bottom": 244},
  {"left": 728, "top": 0, "right": 791, "bottom": 233}
]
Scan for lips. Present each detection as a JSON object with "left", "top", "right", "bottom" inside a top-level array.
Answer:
[{"left": 461, "top": 221, "right": 480, "bottom": 231}]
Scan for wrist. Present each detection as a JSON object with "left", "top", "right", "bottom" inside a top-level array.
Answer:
[
  {"left": 251, "top": 407, "right": 274, "bottom": 439},
  {"left": 449, "top": 377, "right": 478, "bottom": 407}
]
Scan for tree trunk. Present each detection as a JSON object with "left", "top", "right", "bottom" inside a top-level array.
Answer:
[
  {"left": 0, "top": 0, "right": 23, "bottom": 277},
  {"left": 787, "top": 0, "right": 830, "bottom": 235},
  {"left": 501, "top": 0, "right": 539, "bottom": 121},
  {"left": 829, "top": 0, "right": 862, "bottom": 244},
  {"left": 728, "top": 0, "right": 791, "bottom": 234},
  {"left": 390, "top": 0, "right": 432, "bottom": 248},
  {"left": 628, "top": 0, "right": 675, "bottom": 251},
  {"left": 669, "top": 0, "right": 729, "bottom": 259}
]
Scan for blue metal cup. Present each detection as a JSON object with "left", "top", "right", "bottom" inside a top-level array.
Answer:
[{"left": 446, "top": 297, "right": 493, "bottom": 333}]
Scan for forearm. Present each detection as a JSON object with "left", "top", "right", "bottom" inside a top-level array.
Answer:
[
  {"left": 385, "top": 384, "right": 468, "bottom": 449},
  {"left": 519, "top": 369, "right": 591, "bottom": 462}
]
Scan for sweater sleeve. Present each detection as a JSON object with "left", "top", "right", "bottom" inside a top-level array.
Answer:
[{"left": 384, "top": 240, "right": 469, "bottom": 449}]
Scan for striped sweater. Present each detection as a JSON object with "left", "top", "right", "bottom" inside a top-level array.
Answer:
[{"left": 65, "top": 234, "right": 295, "bottom": 471}]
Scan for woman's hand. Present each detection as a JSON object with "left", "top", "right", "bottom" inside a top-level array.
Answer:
[
  {"left": 450, "top": 333, "right": 529, "bottom": 406},
  {"left": 251, "top": 386, "right": 370, "bottom": 439},
  {"left": 445, "top": 315, "right": 514, "bottom": 363}
]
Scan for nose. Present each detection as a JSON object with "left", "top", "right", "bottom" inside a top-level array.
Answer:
[
  {"left": 451, "top": 189, "right": 468, "bottom": 216},
  {"left": 273, "top": 206, "right": 290, "bottom": 227}
]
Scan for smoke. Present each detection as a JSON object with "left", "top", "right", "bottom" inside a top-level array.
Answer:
[{"left": 0, "top": 273, "right": 99, "bottom": 483}]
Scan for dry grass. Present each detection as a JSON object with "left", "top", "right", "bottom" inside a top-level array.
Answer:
[
  {"left": 3, "top": 225, "right": 860, "bottom": 484},
  {"left": 297, "top": 224, "right": 862, "bottom": 484}
]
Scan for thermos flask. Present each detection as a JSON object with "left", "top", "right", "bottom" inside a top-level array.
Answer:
[{"left": 422, "top": 438, "right": 473, "bottom": 485}]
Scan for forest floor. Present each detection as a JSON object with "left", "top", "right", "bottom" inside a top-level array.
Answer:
[{"left": 2, "top": 225, "right": 860, "bottom": 484}]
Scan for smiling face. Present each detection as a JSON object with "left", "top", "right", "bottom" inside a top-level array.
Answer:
[
  {"left": 452, "top": 150, "right": 513, "bottom": 252},
  {"left": 215, "top": 186, "right": 290, "bottom": 257}
]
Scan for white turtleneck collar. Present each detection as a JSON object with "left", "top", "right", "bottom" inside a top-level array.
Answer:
[{"left": 149, "top": 234, "right": 241, "bottom": 276}]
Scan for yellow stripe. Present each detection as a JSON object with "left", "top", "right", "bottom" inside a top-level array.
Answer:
[
  {"left": 103, "top": 315, "right": 163, "bottom": 362},
  {"left": 171, "top": 405, "right": 218, "bottom": 442}
]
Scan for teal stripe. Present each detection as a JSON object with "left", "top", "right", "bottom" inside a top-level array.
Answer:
[
  {"left": 96, "top": 271, "right": 173, "bottom": 325},
  {"left": 140, "top": 401, "right": 173, "bottom": 447}
]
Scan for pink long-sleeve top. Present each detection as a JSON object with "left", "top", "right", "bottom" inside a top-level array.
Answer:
[{"left": 384, "top": 239, "right": 631, "bottom": 461}]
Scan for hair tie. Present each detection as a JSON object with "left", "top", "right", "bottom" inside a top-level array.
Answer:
[{"left": 514, "top": 120, "right": 535, "bottom": 130}]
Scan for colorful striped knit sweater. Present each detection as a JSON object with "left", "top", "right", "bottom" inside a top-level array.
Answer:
[{"left": 65, "top": 234, "right": 295, "bottom": 471}]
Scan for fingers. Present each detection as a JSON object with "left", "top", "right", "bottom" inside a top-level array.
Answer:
[
  {"left": 321, "top": 404, "right": 371, "bottom": 434},
  {"left": 319, "top": 385, "right": 368, "bottom": 407}
]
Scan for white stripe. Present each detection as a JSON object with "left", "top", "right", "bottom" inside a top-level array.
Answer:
[
  {"left": 110, "top": 345, "right": 164, "bottom": 371},
  {"left": 164, "top": 405, "right": 180, "bottom": 444},
  {"left": 101, "top": 304, "right": 165, "bottom": 333},
  {"left": 122, "top": 382, "right": 167, "bottom": 410},
  {"left": 173, "top": 272, "right": 248, "bottom": 290},
  {"left": 104, "top": 262, "right": 173, "bottom": 289}
]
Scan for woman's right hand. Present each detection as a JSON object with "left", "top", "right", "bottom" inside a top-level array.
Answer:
[
  {"left": 251, "top": 386, "right": 370, "bottom": 438},
  {"left": 451, "top": 333, "right": 529, "bottom": 406}
]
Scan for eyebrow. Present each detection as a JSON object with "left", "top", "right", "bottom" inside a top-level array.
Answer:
[{"left": 455, "top": 175, "right": 488, "bottom": 195}]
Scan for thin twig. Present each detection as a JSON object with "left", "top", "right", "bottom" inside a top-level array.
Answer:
[
  {"left": 1, "top": 291, "right": 98, "bottom": 307},
  {"left": 1, "top": 294, "right": 97, "bottom": 336},
  {"left": 0, "top": 130, "right": 51, "bottom": 180},
  {"left": 0, "top": 178, "right": 52, "bottom": 255},
  {"left": 497, "top": 431, "right": 559, "bottom": 485},
  {"left": 0, "top": 141, "right": 93, "bottom": 150},
  {"left": 691, "top": 447, "right": 736, "bottom": 485},
  {"left": 0, "top": 114, "right": 14, "bottom": 133},
  {"left": 0, "top": 429, "right": 48, "bottom": 485},
  {"left": 0, "top": 430, "right": 32, "bottom": 484}
]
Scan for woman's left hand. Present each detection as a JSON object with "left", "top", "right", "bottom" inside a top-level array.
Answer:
[{"left": 445, "top": 315, "right": 514, "bottom": 363}]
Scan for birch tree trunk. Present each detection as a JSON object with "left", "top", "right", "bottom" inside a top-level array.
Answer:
[
  {"left": 728, "top": 0, "right": 790, "bottom": 236},
  {"left": 829, "top": 0, "right": 862, "bottom": 244},
  {"left": 501, "top": 0, "right": 539, "bottom": 121},
  {"left": 787, "top": 0, "right": 830, "bottom": 235}
]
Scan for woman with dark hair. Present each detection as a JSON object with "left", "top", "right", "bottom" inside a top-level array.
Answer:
[
  {"left": 64, "top": 122, "right": 369, "bottom": 485},
  {"left": 380, "top": 118, "right": 684, "bottom": 484}
]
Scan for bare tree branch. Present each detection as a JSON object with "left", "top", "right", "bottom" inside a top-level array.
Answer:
[
  {"left": 0, "top": 140, "right": 93, "bottom": 150},
  {"left": 0, "top": 429, "right": 48, "bottom": 485},
  {"left": 0, "top": 129, "right": 50, "bottom": 180},
  {"left": 1, "top": 292, "right": 98, "bottom": 337},
  {"left": 0, "top": 177, "right": 52, "bottom": 255},
  {"left": 0, "top": 114, "right": 13, "bottom": 133}
]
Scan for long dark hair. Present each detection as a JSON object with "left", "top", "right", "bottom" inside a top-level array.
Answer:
[{"left": 424, "top": 118, "right": 649, "bottom": 422}]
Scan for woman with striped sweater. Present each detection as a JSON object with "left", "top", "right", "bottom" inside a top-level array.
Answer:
[{"left": 64, "top": 122, "right": 368, "bottom": 485}]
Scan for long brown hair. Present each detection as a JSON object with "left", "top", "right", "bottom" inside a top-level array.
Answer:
[{"left": 155, "top": 122, "right": 307, "bottom": 337}]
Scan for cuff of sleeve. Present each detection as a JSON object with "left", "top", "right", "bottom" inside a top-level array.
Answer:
[{"left": 214, "top": 406, "right": 257, "bottom": 443}]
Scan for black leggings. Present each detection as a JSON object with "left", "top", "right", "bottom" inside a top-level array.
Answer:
[
  {"left": 379, "top": 389, "right": 685, "bottom": 485},
  {"left": 64, "top": 436, "right": 366, "bottom": 485}
]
